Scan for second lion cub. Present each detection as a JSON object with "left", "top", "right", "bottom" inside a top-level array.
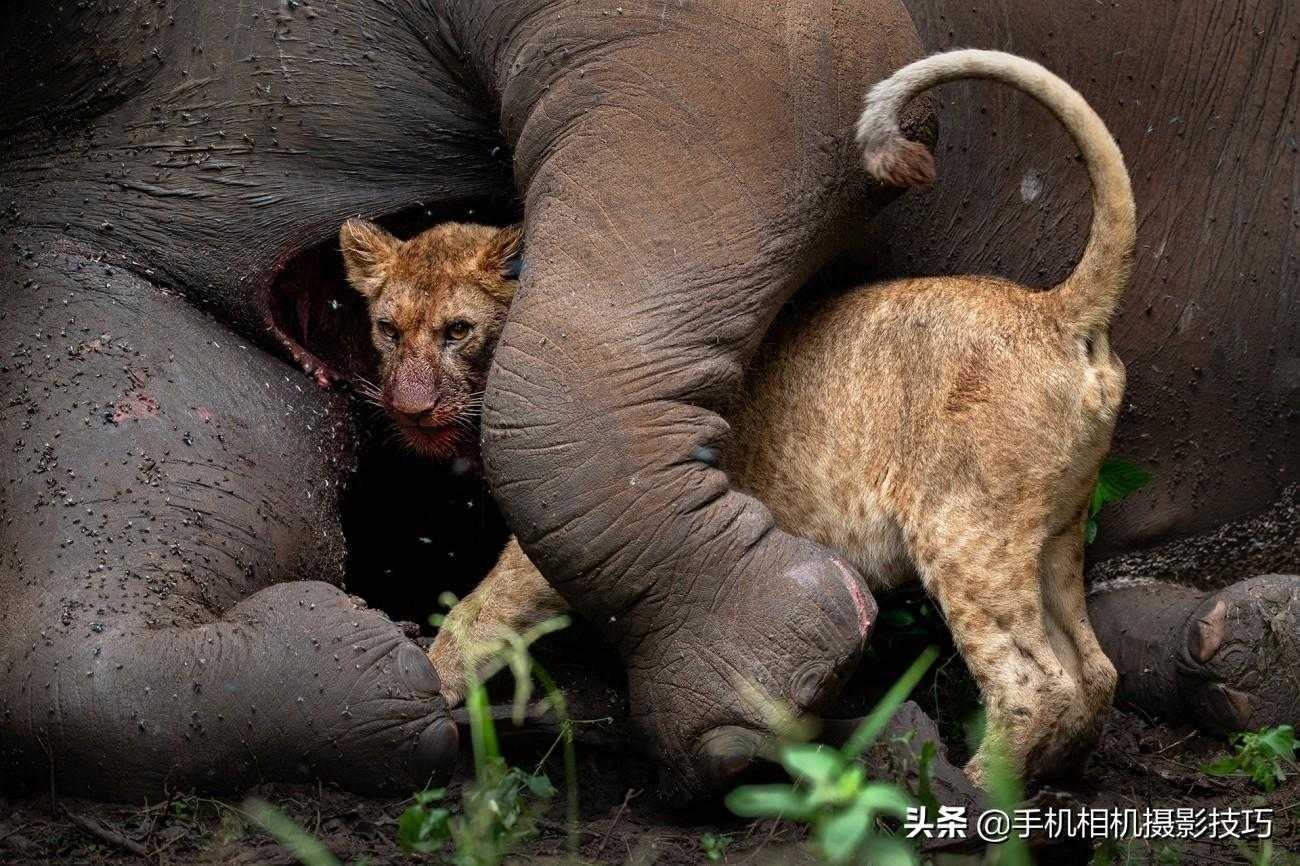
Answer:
[{"left": 342, "top": 49, "right": 1133, "bottom": 786}]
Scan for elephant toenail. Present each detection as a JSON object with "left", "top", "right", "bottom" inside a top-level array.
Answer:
[
  {"left": 791, "top": 661, "right": 833, "bottom": 711},
  {"left": 397, "top": 642, "right": 441, "bottom": 695},
  {"left": 696, "top": 726, "right": 766, "bottom": 790},
  {"left": 1203, "top": 683, "right": 1252, "bottom": 733},
  {"left": 414, "top": 715, "right": 459, "bottom": 785},
  {"left": 1189, "top": 598, "right": 1227, "bottom": 663}
]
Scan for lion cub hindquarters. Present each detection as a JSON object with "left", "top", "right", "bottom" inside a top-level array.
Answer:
[
  {"left": 729, "top": 273, "right": 1126, "bottom": 783},
  {"left": 731, "top": 275, "right": 1124, "bottom": 586}
]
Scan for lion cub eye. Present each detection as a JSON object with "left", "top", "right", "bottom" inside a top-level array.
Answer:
[
  {"left": 445, "top": 320, "right": 473, "bottom": 342},
  {"left": 376, "top": 320, "right": 400, "bottom": 344}
]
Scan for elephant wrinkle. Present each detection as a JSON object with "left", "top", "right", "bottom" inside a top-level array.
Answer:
[
  {"left": 416, "top": 47, "right": 1138, "bottom": 789},
  {"left": 2, "top": 0, "right": 1297, "bottom": 812}
]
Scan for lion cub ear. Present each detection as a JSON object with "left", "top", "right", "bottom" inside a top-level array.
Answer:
[
  {"left": 487, "top": 224, "right": 524, "bottom": 281},
  {"left": 339, "top": 218, "right": 399, "bottom": 299}
]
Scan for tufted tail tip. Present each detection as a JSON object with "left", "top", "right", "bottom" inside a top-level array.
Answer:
[{"left": 864, "top": 136, "right": 937, "bottom": 188}]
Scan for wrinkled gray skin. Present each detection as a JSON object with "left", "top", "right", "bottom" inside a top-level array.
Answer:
[
  {"left": 2, "top": 0, "right": 1297, "bottom": 805},
  {"left": 0, "top": 0, "right": 927, "bottom": 801},
  {"left": 1091, "top": 575, "right": 1300, "bottom": 736}
]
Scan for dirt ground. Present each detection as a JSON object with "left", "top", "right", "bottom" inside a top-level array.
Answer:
[
  {"left": 3, "top": 638, "right": 1297, "bottom": 866},
  {"left": 4, "top": 439, "right": 1296, "bottom": 866}
]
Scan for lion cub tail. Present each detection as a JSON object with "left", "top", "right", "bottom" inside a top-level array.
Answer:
[{"left": 856, "top": 49, "right": 1136, "bottom": 336}]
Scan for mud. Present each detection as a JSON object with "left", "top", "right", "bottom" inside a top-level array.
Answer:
[{"left": 2, "top": 690, "right": 1295, "bottom": 865}]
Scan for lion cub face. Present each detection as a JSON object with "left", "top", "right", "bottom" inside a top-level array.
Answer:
[{"left": 340, "top": 219, "right": 520, "bottom": 460}]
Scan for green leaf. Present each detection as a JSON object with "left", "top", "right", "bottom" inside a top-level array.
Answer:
[
  {"left": 780, "top": 743, "right": 843, "bottom": 785},
  {"left": 1087, "top": 457, "right": 1150, "bottom": 544},
  {"left": 1249, "top": 762, "right": 1283, "bottom": 791},
  {"left": 1201, "top": 755, "right": 1241, "bottom": 776},
  {"left": 815, "top": 800, "right": 872, "bottom": 864},
  {"left": 855, "top": 782, "right": 914, "bottom": 819},
  {"left": 1201, "top": 725, "right": 1296, "bottom": 791},
  {"left": 1255, "top": 725, "right": 1296, "bottom": 759},
  {"left": 725, "top": 784, "right": 811, "bottom": 819},
  {"left": 396, "top": 804, "right": 450, "bottom": 854},
  {"left": 700, "top": 833, "right": 732, "bottom": 862},
  {"left": 807, "top": 764, "right": 863, "bottom": 810},
  {"left": 915, "top": 740, "right": 940, "bottom": 816},
  {"left": 525, "top": 772, "right": 557, "bottom": 799},
  {"left": 1092, "top": 457, "right": 1151, "bottom": 515},
  {"left": 862, "top": 835, "right": 920, "bottom": 866},
  {"left": 412, "top": 788, "right": 446, "bottom": 807}
]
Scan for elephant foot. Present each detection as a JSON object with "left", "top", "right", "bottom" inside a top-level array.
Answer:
[
  {"left": 2, "top": 582, "right": 460, "bottom": 801},
  {"left": 620, "top": 540, "right": 876, "bottom": 803},
  {"left": 205, "top": 583, "right": 462, "bottom": 797},
  {"left": 1088, "top": 574, "right": 1300, "bottom": 734}
]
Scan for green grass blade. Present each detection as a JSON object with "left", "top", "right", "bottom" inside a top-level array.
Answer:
[
  {"left": 466, "top": 680, "right": 501, "bottom": 783},
  {"left": 244, "top": 798, "right": 343, "bottom": 866},
  {"left": 841, "top": 645, "right": 940, "bottom": 760},
  {"left": 531, "top": 659, "right": 580, "bottom": 857},
  {"left": 980, "top": 745, "right": 1030, "bottom": 866}
]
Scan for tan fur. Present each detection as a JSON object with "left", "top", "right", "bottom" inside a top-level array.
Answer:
[
  {"left": 425, "top": 537, "right": 570, "bottom": 706},
  {"left": 339, "top": 219, "right": 521, "bottom": 460},
  {"left": 357, "top": 49, "right": 1135, "bottom": 787},
  {"left": 729, "top": 277, "right": 1124, "bottom": 785},
  {"left": 857, "top": 49, "right": 1136, "bottom": 336},
  {"left": 434, "top": 270, "right": 1124, "bottom": 783}
]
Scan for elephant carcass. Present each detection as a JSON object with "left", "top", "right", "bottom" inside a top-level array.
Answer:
[{"left": 0, "top": 0, "right": 929, "bottom": 800}]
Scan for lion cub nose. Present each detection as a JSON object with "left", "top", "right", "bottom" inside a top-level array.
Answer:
[
  {"left": 388, "top": 372, "right": 440, "bottom": 420},
  {"left": 391, "top": 395, "right": 438, "bottom": 420}
]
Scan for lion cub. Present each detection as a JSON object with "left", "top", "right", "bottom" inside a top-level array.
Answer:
[
  {"left": 341, "top": 48, "right": 1134, "bottom": 786},
  {"left": 339, "top": 218, "right": 572, "bottom": 687},
  {"left": 339, "top": 220, "right": 521, "bottom": 462}
]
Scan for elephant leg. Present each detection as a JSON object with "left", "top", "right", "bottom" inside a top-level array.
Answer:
[
  {"left": 472, "top": 2, "right": 930, "bottom": 801},
  {"left": 1088, "top": 575, "right": 1300, "bottom": 734},
  {"left": 486, "top": 277, "right": 882, "bottom": 800},
  {"left": 483, "top": 235, "right": 883, "bottom": 800},
  {"left": 0, "top": 248, "right": 456, "bottom": 799}
]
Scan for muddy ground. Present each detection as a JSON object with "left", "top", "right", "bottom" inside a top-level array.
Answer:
[
  {"left": 4, "top": 433, "right": 1297, "bottom": 866},
  {"left": 3, "top": 634, "right": 1297, "bottom": 866}
]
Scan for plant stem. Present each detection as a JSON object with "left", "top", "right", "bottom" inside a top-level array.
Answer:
[
  {"left": 532, "top": 659, "right": 580, "bottom": 856},
  {"left": 841, "top": 644, "right": 940, "bottom": 760}
]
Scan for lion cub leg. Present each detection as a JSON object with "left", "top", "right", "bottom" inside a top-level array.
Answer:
[
  {"left": 917, "top": 515, "right": 1082, "bottom": 786},
  {"left": 1035, "top": 509, "right": 1118, "bottom": 774},
  {"left": 427, "top": 536, "right": 570, "bottom": 706}
]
